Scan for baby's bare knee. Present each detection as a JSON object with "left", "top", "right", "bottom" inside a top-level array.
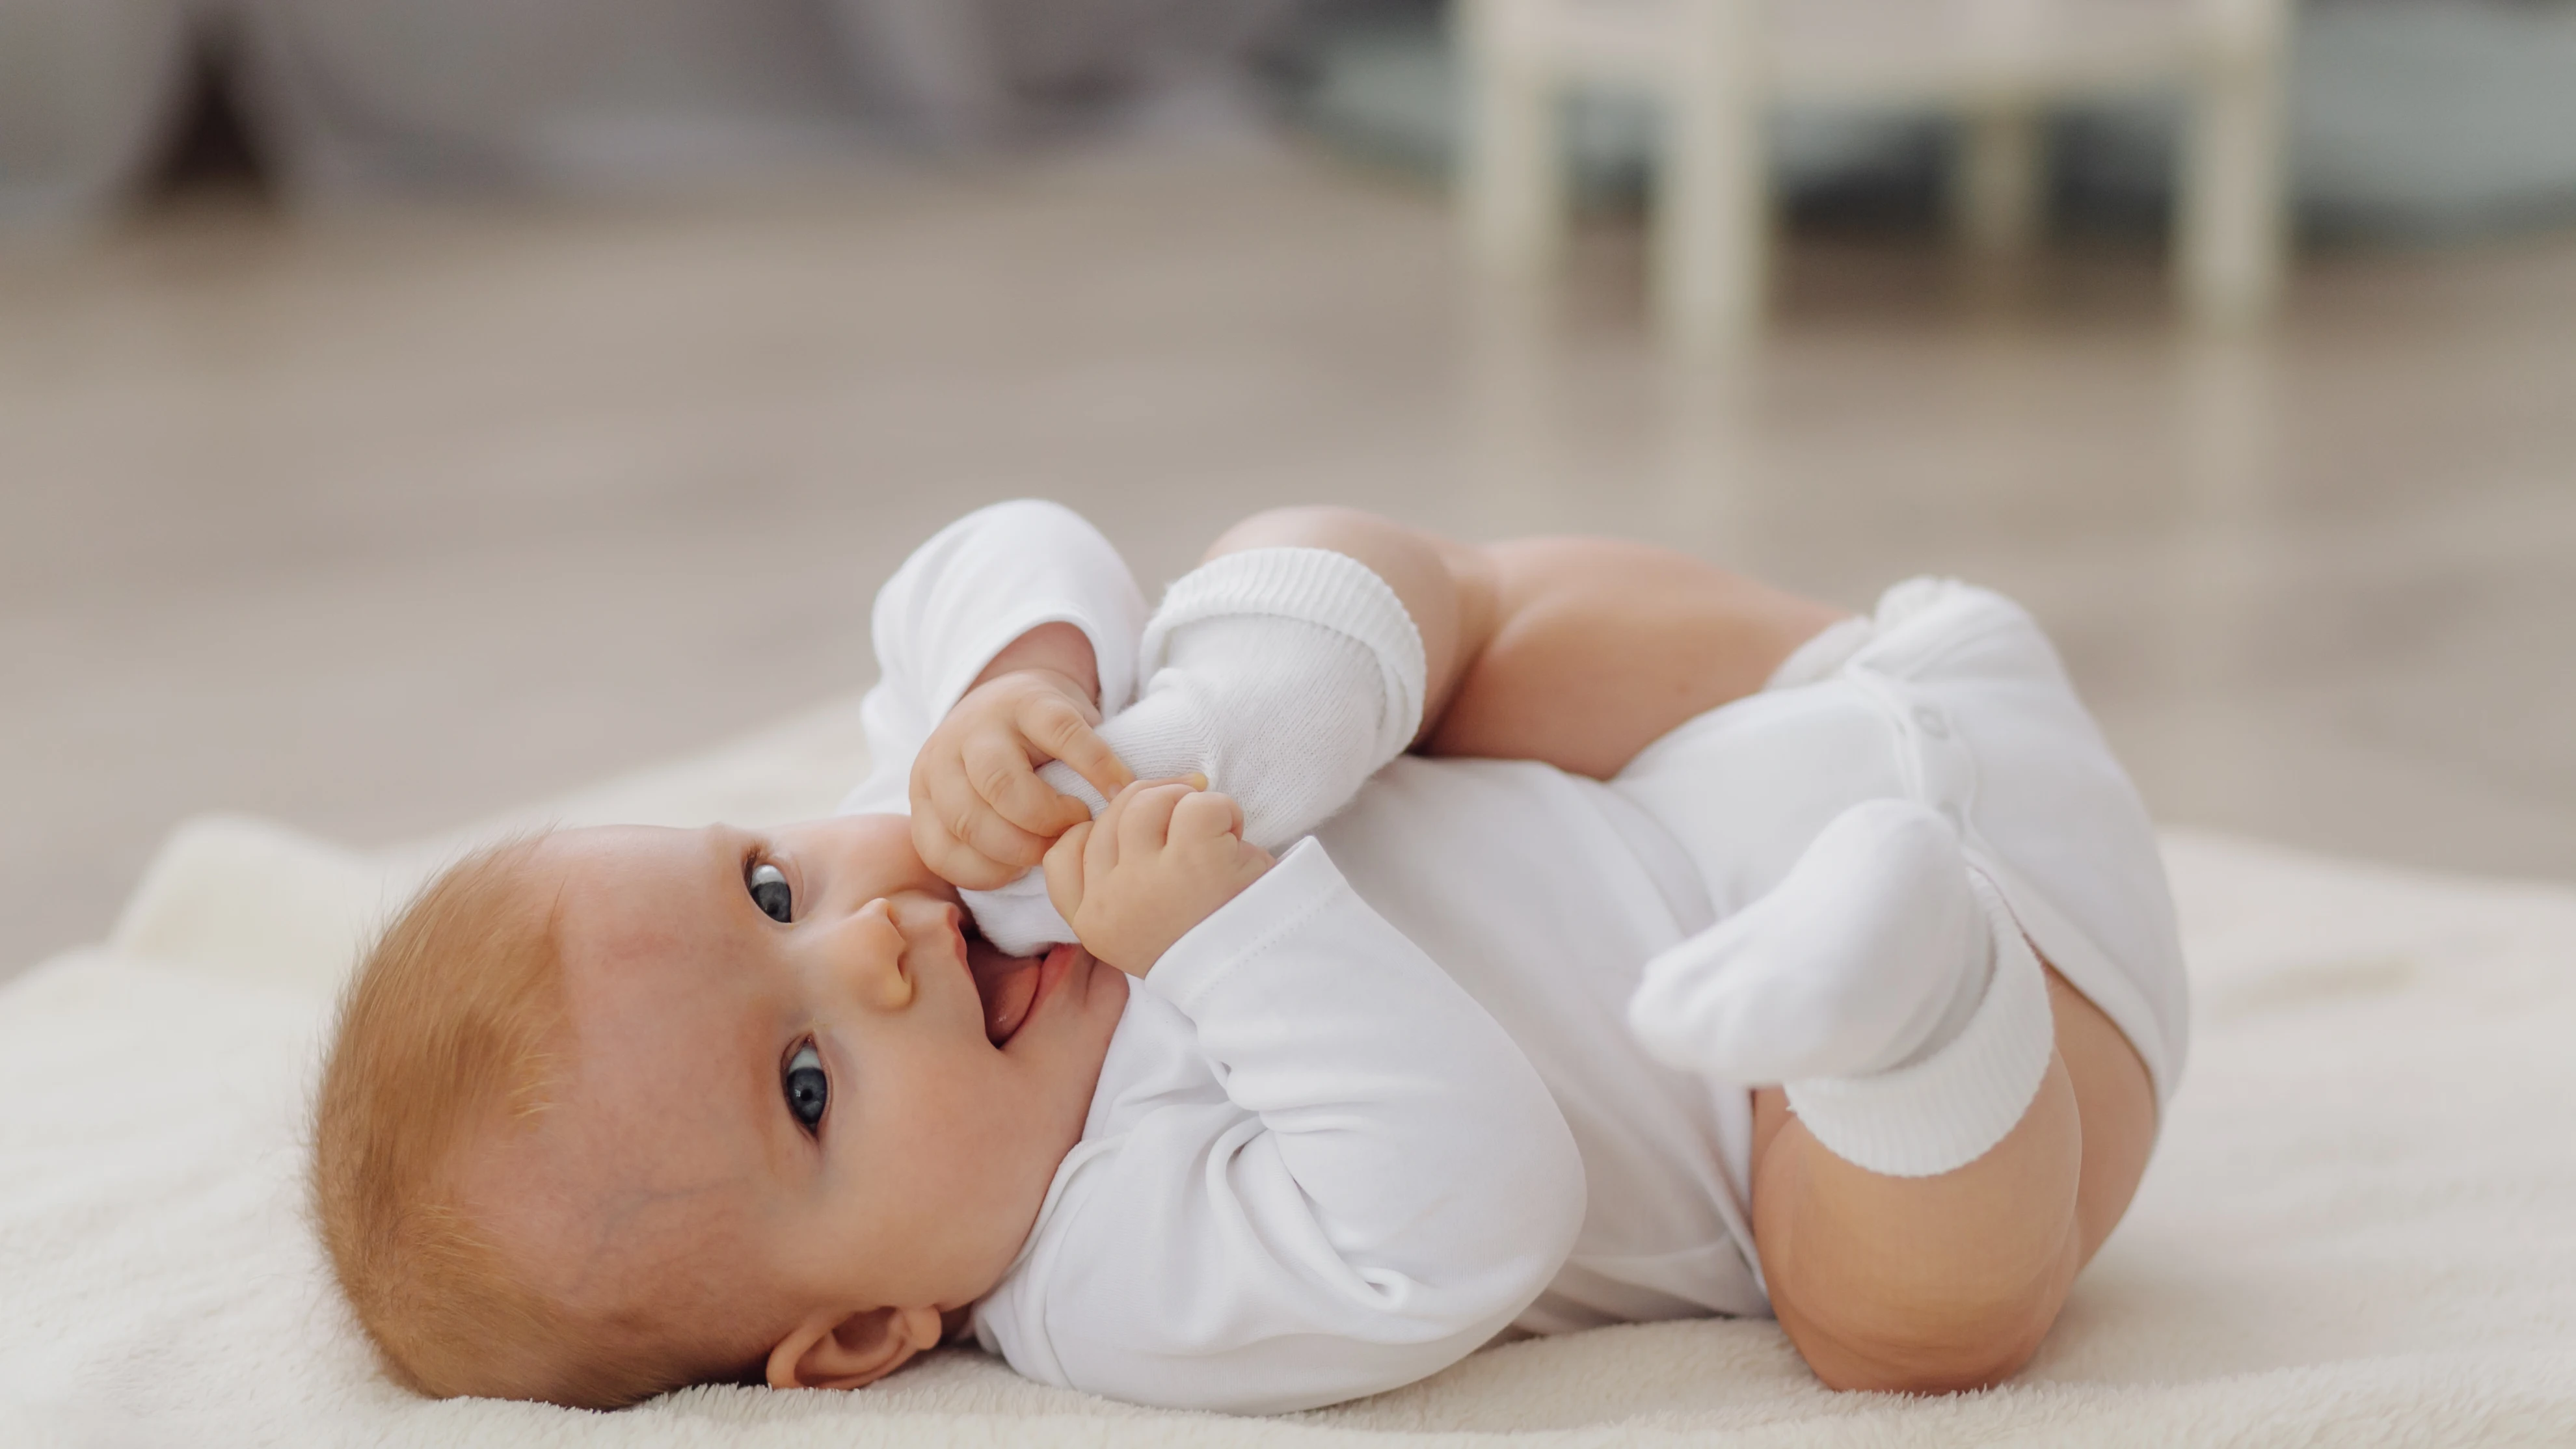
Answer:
[{"left": 1204, "top": 505, "right": 1397, "bottom": 561}]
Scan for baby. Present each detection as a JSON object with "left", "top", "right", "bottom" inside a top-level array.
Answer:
[{"left": 311, "top": 501, "right": 2185, "bottom": 1412}]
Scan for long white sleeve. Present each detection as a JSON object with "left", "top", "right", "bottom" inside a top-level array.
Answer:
[
  {"left": 837, "top": 499, "right": 1149, "bottom": 818},
  {"left": 973, "top": 840, "right": 1590, "bottom": 1414}
]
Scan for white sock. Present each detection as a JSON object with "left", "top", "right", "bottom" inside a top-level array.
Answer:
[
  {"left": 1627, "top": 799, "right": 2055, "bottom": 1177},
  {"left": 965, "top": 547, "right": 1427, "bottom": 955},
  {"left": 1040, "top": 546, "right": 1425, "bottom": 851}
]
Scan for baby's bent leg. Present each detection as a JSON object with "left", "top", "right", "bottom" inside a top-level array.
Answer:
[
  {"left": 1198, "top": 515, "right": 1852, "bottom": 782},
  {"left": 1044, "top": 509, "right": 1850, "bottom": 847},
  {"left": 1429, "top": 538, "right": 1848, "bottom": 779}
]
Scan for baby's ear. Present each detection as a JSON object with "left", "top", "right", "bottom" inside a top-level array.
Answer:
[{"left": 766, "top": 1304, "right": 943, "bottom": 1391}]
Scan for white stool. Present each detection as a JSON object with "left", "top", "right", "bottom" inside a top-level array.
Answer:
[{"left": 1460, "top": 0, "right": 2292, "bottom": 347}]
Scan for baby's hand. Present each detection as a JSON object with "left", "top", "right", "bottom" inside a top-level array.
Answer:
[
  {"left": 1043, "top": 780, "right": 1273, "bottom": 976},
  {"left": 911, "top": 666, "right": 1134, "bottom": 891}
]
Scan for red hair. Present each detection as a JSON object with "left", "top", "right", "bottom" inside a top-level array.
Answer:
[{"left": 312, "top": 833, "right": 771, "bottom": 1407}]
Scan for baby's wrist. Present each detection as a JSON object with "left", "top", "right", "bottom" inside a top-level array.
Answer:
[
  {"left": 1086, "top": 868, "right": 1271, "bottom": 978},
  {"left": 1147, "top": 863, "right": 1274, "bottom": 975}
]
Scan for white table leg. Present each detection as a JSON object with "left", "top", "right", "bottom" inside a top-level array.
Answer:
[
  {"left": 1462, "top": 3, "right": 1566, "bottom": 278},
  {"left": 1954, "top": 101, "right": 2046, "bottom": 256},
  {"left": 1656, "top": 0, "right": 1765, "bottom": 351},
  {"left": 2180, "top": 9, "right": 2289, "bottom": 328}
]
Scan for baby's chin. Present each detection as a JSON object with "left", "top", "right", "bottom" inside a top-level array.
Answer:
[{"left": 962, "top": 926, "right": 1043, "bottom": 1046}]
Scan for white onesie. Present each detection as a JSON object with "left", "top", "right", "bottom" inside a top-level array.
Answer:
[{"left": 839, "top": 501, "right": 2187, "bottom": 1415}]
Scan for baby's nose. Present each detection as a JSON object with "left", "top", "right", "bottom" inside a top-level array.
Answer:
[{"left": 831, "top": 897, "right": 916, "bottom": 1011}]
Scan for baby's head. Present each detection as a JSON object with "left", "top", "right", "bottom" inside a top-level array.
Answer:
[{"left": 311, "top": 815, "right": 1127, "bottom": 1407}]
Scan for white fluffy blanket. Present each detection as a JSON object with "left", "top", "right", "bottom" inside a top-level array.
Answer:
[{"left": 5, "top": 695, "right": 2573, "bottom": 1446}]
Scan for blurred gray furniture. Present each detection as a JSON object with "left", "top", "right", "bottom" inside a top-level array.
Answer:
[
  {"left": 0, "top": 0, "right": 193, "bottom": 226},
  {"left": 0, "top": 0, "right": 1289, "bottom": 226}
]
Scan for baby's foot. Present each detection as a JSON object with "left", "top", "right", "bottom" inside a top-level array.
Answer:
[
  {"left": 1037, "top": 547, "right": 1425, "bottom": 853},
  {"left": 1631, "top": 798, "right": 2061, "bottom": 1178},
  {"left": 1627, "top": 799, "right": 1991, "bottom": 1085}
]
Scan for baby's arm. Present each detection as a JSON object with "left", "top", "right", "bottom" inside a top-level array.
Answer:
[
  {"left": 841, "top": 499, "right": 1148, "bottom": 828},
  {"left": 979, "top": 831, "right": 1587, "bottom": 1413}
]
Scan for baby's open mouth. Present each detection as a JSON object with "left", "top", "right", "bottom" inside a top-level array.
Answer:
[{"left": 961, "top": 921, "right": 1042, "bottom": 1046}]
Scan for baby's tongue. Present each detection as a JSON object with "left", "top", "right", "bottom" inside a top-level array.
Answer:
[{"left": 967, "top": 943, "right": 1041, "bottom": 1046}]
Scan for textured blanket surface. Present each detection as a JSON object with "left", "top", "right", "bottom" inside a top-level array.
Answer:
[{"left": 4, "top": 695, "right": 2572, "bottom": 1446}]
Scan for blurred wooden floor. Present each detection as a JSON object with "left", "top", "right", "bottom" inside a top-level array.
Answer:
[{"left": 5, "top": 148, "right": 2574, "bottom": 979}]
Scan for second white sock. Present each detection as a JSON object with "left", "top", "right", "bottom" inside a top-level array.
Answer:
[{"left": 1627, "top": 799, "right": 2055, "bottom": 1176}]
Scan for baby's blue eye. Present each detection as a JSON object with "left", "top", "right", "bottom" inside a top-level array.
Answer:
[
  {"left": 749, "top": 862, "right": 792, "bottom": 924},
  {"left": 783, "top": 1043, "right": 827, "bottom": 1131}
]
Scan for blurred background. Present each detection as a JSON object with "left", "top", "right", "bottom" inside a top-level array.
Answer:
[{"left": 3, "top": 0, "right": 2573, "bottom": 982}]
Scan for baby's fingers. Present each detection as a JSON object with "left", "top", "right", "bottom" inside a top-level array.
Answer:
[
  {"left": 920, "top": 766, "right": 1049, "bottom": 874},
  {"left": 1043, "top": 821, "right": 1093, "bottom": 924},
  {"left": 964, "top": 729, "right": 1088, "bottom": 837},
  {"left": 911, "top": 816, "right": 1019, "bottom": 893},
  {"left": 1116, "top": 781, "right": 1194, "bottom": 857},
  {"left": 1168, "top": 788, "right": 1246, "bottom": 845},
  {"left": 1017, "top": 693, "right": 1134, "bottom": 804}
]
